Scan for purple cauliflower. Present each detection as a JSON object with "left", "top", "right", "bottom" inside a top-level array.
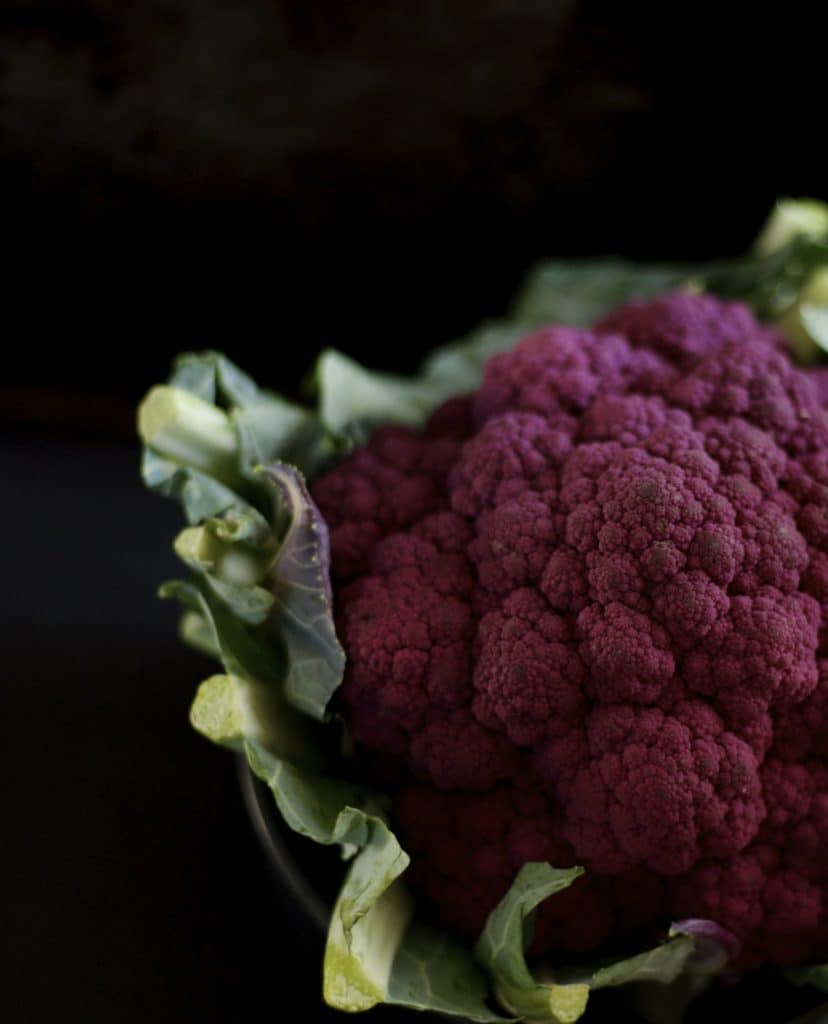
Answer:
[{"left": 311, "top": 292, "right": 828, "bottom": 965}]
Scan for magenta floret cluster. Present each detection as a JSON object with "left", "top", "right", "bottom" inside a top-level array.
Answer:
[{"left": 311, "top": 292, "right": 828, "bottom": 965}]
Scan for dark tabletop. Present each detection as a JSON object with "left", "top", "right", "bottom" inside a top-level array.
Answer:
[{"left": 1, "top": 436, "right": 328, "bottom": 1021}]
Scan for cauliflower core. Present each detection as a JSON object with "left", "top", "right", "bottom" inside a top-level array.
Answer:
[{"left": 312, "top": 293, "right": 828, "bottom": 966}]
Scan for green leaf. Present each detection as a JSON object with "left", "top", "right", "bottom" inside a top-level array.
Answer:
[
  {"left": 512, "top": 260, "right": 692, "bottom": 327},
  {"left": 174, "top": 351, "right": 334, "bottom": 479},
  {"left": 140, "top": 447, "right": 251, "bottom": 526},
  {"left": 312, "top": 264, "right": 699, "bottom": 441},
  {"left": 582, "top": 919, "right": 735, "bottom": 1024},
  {"left": 260, "top": 463, "right": 345, "bottom": 721},
  {"left": 165, "top": 579, "right": 421, "bottom": 1018},
  {"left": 754, "top": 198, "right": 828, "bottom": 257},
  {"left": 587, "top": 935, "right": 698, "bottom": 990},
  {"left": 170, "top": 577, "right": 414, "bottom": 982},
  {"left": 184, "top": 641, "right": 503, "bottom": 1024},
  {"left": 165, "top": 579, "right": 320, "bottom": 772},
  {"left": 778, "top": 266, "right": 828, "bottom": 363},
  {"left": 315, "top": 249, "right": 822, "bottom": 447},
  {"left": 785, "top": 964, "right": 828, "bottom": 994},
  {"left": 173, "top": 522, "right": 275, "bottom": 625},
  {"left": 417, "top": 322, "right": 527, "bottom": 396},
  {"left": 169, "top": 349, "right": 261, "bottom": 405},
  {"left": 314, "top": 323, "right": 528, "bottom": 442},
  {"left": 138, "top": 385, "right": 243, "bottom": 489},
  {"left": 388, "top": 924, "right": 511, "bottom": 1022},
  {"left": 189, "top": 673, "right": 250, "bottom": 749},
  {"left": 246, "top": 737, "right": 505, "bottom": 1022},
  {"left": 476, "top": 865, "right": 738, "bottom": 1024},
  {"left": 233, "top": 396, "right": 335, "bottom": 480},
  {"left": 587, "top": 918, "right": 734, "bottom": 993},
  {"left": 141, "top": 351, "right": 331, "bottom": 513},
  {"left": 315, "top": 348, "right": 450, "bottom": 436},
  {"left": 176, "top": 579, "right": 424, "bottom": 1019},
  {"left": 177, "top": 610, "right": 220, "bottom": 658},
  {"left": 141, "top": 354, "right": 346, "bottom": 719},
  {"left": 165, "top": 460, "right": 345, "bottom": 720},
  {"left": 244, "top": 741, "right": 377, "bottom": 846},
  {"left": 324, "top": 822, "right": 412, "bottom": 1011},
  {"left": 208, "top": 505, "right": 272, "bottom": 547},
  {"left": 702, "top": 233, "right": 828, "bottom": 329},
  {"left": 800, "top": 300, "right": 828, "bottom": 353},
  {"left": 324, "top": 825, "right": 507, "bottom": 1021},
  {"left": 475, "top": 863, "right": 589, "bottom": 1024}
]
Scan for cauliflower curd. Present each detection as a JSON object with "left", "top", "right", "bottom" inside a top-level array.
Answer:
[{"left": 311, "top": 292, "right": 828, "bottom": 966}]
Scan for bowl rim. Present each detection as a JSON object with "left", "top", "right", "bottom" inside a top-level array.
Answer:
[{"left": 237, "top": 756, "right": 330, "bottom": 933}]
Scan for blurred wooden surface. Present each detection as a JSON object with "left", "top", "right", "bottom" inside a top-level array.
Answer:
[
  {"left": 3, "top": 2, "right": 826, "bottom": 424},
  {"left": 1, "top": 2, "right": 821, "bottom": 228}
]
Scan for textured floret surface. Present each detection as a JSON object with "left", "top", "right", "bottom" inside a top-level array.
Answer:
[{"left": 311, "top": 293, "right": 828, "bottom": 964}]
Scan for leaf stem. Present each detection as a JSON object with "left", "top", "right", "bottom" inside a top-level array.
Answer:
[{"left": 137, "top": 385, "right": 240, "bottom": 487}]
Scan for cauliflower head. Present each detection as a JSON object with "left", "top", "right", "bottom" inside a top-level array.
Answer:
[{"left": 311, "top": 292, "right": 828, "bottom": 965}]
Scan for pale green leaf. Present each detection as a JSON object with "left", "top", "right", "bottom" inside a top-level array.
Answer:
[
  {"left": 754, "top": 198, "right": 828, "bottom": 257},
  {"left": 140, "top": 448, "right": 251, "bottom": 525},
  {"left": 173, "top": 523, "right": 275, "bottom": 625},
  {"left": 315, "top": 348, "right": 446, "bottom": 435},
  {"left": 324, "top": 822, "right": 412, "bottom": 1011},
  {"left": 388, "top": 924, "right": 510, "bottom": 1022},
  {"left": 589, "top": 935, "right": 698, "bottom": 990},
  {"left": 475, "top": 863, "right": 589, "bottom": 1024},
  {"left": 165, "top": 580, "right": 319, "bottom": 770},
  {"left": 177, "top": 610, "right": 220, "bottom": 658},
  {"left": 324, "top": 826, "right": 507, "bottom": 1022},
  {"left": 233, "top": 397, "right": 336, "bottom": 480},
  {"left": 418, "top": 322, "right": 527, "bottom": 395},
  {"left": 138, "top": 385, "right": 242, "bottom": 489},
  {"left": 512, "top": 260, "right": 691, "bottom": 327},
  {"left": 169, "top": 349, "right": 260, "bottom": 405}
]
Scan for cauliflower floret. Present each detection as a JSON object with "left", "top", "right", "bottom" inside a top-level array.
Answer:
[
  {"left": 473, "top": 588, "right": 584, "bottom": 745},
  {"left": 550, "top": 702, "right": 764, "bottom": 876}
]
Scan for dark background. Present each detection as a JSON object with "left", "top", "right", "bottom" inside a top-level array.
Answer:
[{"left": 2, "top": 3, "right": 826, "bottom": 1022}]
